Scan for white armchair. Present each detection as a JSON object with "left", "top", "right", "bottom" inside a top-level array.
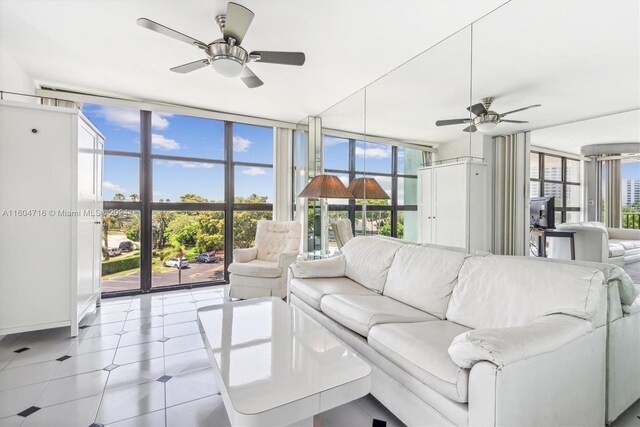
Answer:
[{"left": 228, "top": 220, "right": 301, "bottom": 299}]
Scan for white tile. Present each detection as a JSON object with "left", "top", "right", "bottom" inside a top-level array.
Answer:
[
  {"left": 94, "top": 303, "right": 131, "bottom": 315},
  {"left": 0, "top": 415, "right": 24, "bottom": 426},
  {"left": 166, "top": 395, "right": 230, "bottom": 427},
  {"left": 164, "top": 349, "right": 211, "bottom": 377},
  {"left": 162, "top": 295, "right": 194, "bottom": 305},
  {"left": 315, "top": 401, "right": 373, "bottom": 427},
  {"left": 128, "top": 298, "right": 163, "bottom": 310},
  {"left": 163, "top": 322, "right": 200, "bottom": 338},
  {"left": 68, "top": 335, "right": 121, "bottom": 356},
  {"left": 113, "top": 341, "right": 164, "bottom": 366},
  {"left": 0, "top": 361, "right": 59, "bottom": 392},
  {"left": 100, "top": 297, "right": 133, "bottom": 307},
  {"left": 105, "top": 357, "right": 165, "bottom": 391},
  {"left": 36, "top": 370, "right": 108, "bottom": 408},
  {"left": 356, "top": 394, "right": 397, "bottom": 422},
  {"left": 118, "top": 327, "right": 164, "bottom": 348},
  {"left": 106, "top": 409, "right": 166, "bottom": 427},
  {"left": 21, "top": 394, "right": 101, "bottom": 427},
  {"left": 0, "top": 335, "right": 20, "bottom": 353},
  {"left": 0, "top": 382, "right": 47, "bottom": 418},
  {"left": 123, "top": 316, "right": 163, "bottom": 331},
  {"left": 52, "top": 349, "right": 116, "bottom": 379},
  {"left": 6, "top": 342, "right": 73, "bottom": 369},
  {"left": 164, "top": 334, "right": 203, "bottom": 356},
  {"left": 195, "top": 299, "right": 224, "bottom": 310},
  {"left": 162, "top": 311, "right": 197, "bottom": 326},
  {"left": 125, "top": 306, "right": 164, "bottom": 320},
  {"left": 80, "top": 322, "right": 125, "bottom": 339},
  {"left": 0, "top": 351, "right": 18, "bottom": 371},
  {"left": 162, "top": 303, "right": 196, "bottom": 315},
  {"left": 96, "top": 381, "right": 165, "bottom": 425},
  {"left": 85, "top": 311, "right": 128, "bottom": 326},
  {"left": 165, "top": 368, "right": 219, "bottom": 407}
]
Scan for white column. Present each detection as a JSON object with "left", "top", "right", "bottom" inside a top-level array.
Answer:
[{"left": 274, "top": 127, "right": 292, "bottom": 222}]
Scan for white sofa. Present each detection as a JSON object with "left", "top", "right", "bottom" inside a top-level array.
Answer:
[
  {"left": 549, "top": 221, "right": 640, "bottom": 267},
  {"left": 287, "top": 236, "right": 636, "bottom": 426}
]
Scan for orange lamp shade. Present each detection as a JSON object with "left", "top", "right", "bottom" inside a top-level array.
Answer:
[
  {"left": 347, "top": 177, "right": 390, "bottom": 199},
  {"left": 298, "top": 174, "right": 354, "bottom": 199}
]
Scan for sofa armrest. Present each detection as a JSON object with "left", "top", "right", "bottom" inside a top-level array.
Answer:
[
  {"left": 289, "top": 255, "right": 346, "bottom": 278},
  {"left": 278, "top": 251, "right": 300, "bottom": 269},
  {"left": 449, "top": 314, "right": 592, "bottom": 369},
  {"left": 607, "top": 227, "right": 640, "bottom": 241},
  {"left": 233, "top": 247, "right": 257, "bottom": 263}
]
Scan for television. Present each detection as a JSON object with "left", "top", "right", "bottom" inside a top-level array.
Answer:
[{"left": 530, "top": 196, "right": 555, "bottom": 229}]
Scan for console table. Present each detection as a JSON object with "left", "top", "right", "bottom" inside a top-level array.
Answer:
[
  {"left": 197, "top": 297, "right": 371, "bottom": 426},
  {"left": 531, "top": 228, "right": 576, "bottom": 259}
]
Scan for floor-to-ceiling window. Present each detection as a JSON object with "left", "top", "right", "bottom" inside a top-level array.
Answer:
[
  {"left": 82, "top": 104, "right": 274, "bottom": 294},
  {"left": 530, "top": 151, "right": 582, "bottom": 224},
  {"left": 621, "top": 159, "right": 640, "bottom": 229},
  {"left": 323, "top": 136, "right": 421, "bottom": 245}
]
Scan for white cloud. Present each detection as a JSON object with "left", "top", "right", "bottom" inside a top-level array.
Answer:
[
  {"left": 96, "top": 106, "right": 172, "bottom": 131},
  {"left": 355, "top": 146, "right": 391, "bottom": 159},
  {"left": 164, "top": 160, "right": 215, "bottom": 169},
  {"left": 241, "top": 167, "right": 266, "bottom": 176},
  {"left": 233, "top": 136, "right": 252, "bottom": 152},
  {"left": 103, "top": 181, "right": 127, "bottom": 193},
  {"left": 152, "top": 134, "right": 181, "bottom": 150}
]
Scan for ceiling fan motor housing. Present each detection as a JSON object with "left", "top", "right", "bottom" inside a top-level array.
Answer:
[{"left": 207, "top": 43, "right": 248, "bottom": 77}]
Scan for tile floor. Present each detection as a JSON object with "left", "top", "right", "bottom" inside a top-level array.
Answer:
[{"left": 0, "top": 286, "right": 404, "bottom": 427}]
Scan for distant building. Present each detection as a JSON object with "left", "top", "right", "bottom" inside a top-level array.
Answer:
[{"left": 622, "top": 179, "right": 640, "bottom": 206}]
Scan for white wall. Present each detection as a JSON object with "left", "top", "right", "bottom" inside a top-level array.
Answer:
[
  {"left": 0, "top": 44, "right": 35, "bottom": 96},
  {"left": 433, "top": 137, "right": 485, "bottom": 162}
]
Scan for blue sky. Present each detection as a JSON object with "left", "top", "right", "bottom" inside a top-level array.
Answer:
[
  {"left": 82, "top": 104, "right": 274, "bottom": 202},
  {"left": 622, "top": 162, "right": 640, "bottom": 180}
]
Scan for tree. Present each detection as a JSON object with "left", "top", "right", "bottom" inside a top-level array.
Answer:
[
  {"left": 160, "top": 242, "right": 187, "bottom": 284},
  {"left": 153, "top": 211, "right": 174, "bottom": 249},
  {"left": 180, "top": 194, "right": 208, "bottom": 203},
  {"left": 166, "top": 214, "right": 198, "bottom": 246},
  {"left": 129, "top": 194, "right": 139, "bottom": 201},
  {"left": 102, "top": 210, "right": 129, "bottom": 259},
  {"left": 113, "top": 193, "right": 125, "bottom": 201}
]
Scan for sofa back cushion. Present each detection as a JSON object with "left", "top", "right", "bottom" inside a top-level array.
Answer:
[
  {"left": 383, "top": 246, "right": 468, "bottom": 319},
  {"left": 446, "top": 255, "right": 605, "bottom": 330},
  {"left": 341, "top": 236, "right": 403, "bottom": 293},
  {"left": 557, "top": 221, "right": 608, "bottom": 238},
  {"left": 255, "top": 220, "right": 301, "bottom": 262}
]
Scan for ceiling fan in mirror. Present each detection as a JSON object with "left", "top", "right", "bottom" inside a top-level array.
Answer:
[
  {"left": 137, "top": 2, "right": 305, "bottom": 88},
  {"left": 436, "top": 97, "right": 541, "bottom": 133}
]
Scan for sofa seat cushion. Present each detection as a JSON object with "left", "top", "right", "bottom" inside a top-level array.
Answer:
[
  {"left": 610, "top": 239, "right": 640, "bottom": 251},
  {"left": 320, "top": 294, "right": 437, "bottom": 337},
  {"left": 289, "top": 277, "right": 377, "bottom": 311},
  {"left": 228, "top": 260, "right": 282, "bottom": 278},
  {"left": 368, "top": 321, "right": 471, "bottom": 403},
  {"left": 609, "top": 243, "right": 626, "bottom": 258}
]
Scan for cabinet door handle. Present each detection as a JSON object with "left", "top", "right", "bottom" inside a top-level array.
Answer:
[{"left": 94, "top": 221, "right": 101, "bottom": 224}]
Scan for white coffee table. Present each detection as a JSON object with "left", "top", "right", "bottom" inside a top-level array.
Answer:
[{"left": 197, "top": 297, "right": 371, "bottom": 427}]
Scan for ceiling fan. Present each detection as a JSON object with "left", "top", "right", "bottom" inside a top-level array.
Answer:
[
  {"left": 435, "top": 97, "right": 541, "bottom": 133},
  {"left": 137, "top": 2, "right": 305, "bottom": 88}
]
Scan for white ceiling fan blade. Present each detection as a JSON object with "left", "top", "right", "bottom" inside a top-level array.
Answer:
[
  {"left": 240, "top": 67, "right": 263, "bottom": 88},
  {"left": 500, "top": 104, "right": 542, "bottom": 117},
  {"left": 137, "top": 18, "right": 206, "bottom": 48},
  {"left": 170, "top": 59, "right": 210, "bottom": 74},
  {"left": 224, "top": 2, "right": 254, "bottom": 44}
]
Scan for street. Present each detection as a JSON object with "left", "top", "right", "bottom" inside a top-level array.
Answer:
[{"left": 101, "top": 262, "right": 225, "bottom": 292}]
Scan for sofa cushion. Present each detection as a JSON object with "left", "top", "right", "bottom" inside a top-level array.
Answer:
[
  {"left": 383, "top": 245, "right": 468, "bottom": 319},
  {"left": 368, "top": 321, "right": 471, "bottom": 403},
  {"left": 609, "top": 243, "right": 626, "bottom": 258},
  {"left": 446, "top": 256, "right": 604, "bottom": 330},
  {"left": 610, "top": 239, "right": 640, "bottom": 250},
  {"left": 340, "top": 236, "right": 403, "bottom": 293},
  {"left": 290, "top": 277, "right": 377, "bottom": 311},
  {"left": 255, "top": 220, "right": 301, "bottom": 262},
  {"left": 320, "top": 294, "right": 437, "bottom": 337},
  {"left": 228, "top": 260, "right": 282, "bottom": 278}
]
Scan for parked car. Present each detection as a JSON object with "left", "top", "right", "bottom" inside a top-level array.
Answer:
[
  {"left": 118, "top": 240, "right": 135, "bottom": 252},
  {"left": 163, "top": 258, "right": 189, "bottom": 269},
  {"left": 107, "top": 247, "right": 121, "bottom": 257},
  {"left": 195, "top": 253, "right": 218, "bottom": 263}
]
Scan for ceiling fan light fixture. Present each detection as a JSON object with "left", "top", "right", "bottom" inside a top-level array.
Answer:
[
  {"left": 211, "top": 57, "right": 245, "bottom": 78},
  {"left": 475, "top": 121, "right": 498, "bottom": 132}
]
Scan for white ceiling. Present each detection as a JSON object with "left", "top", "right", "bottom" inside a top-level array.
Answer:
[
  {"left": 0, "top": 0, "right": 506, "bottom": 123},
  {"left": 320, "top": 0, "right": 640, "bottom": 152}
]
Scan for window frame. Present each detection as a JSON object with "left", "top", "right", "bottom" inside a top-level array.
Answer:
[{"left": 530, "top": 151, "right": 581, "bottom": 224}]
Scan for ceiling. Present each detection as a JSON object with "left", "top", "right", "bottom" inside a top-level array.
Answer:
[
  {"left": 0, "top": 0, "right": 506, "bottom": 123},
  {"left": 319, "top": 0, "right": 640, "bottom": 152}
]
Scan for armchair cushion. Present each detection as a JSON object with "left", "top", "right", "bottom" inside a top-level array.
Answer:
[
  {"left": 448, "top": 314, "right": 593, "bottom": 369},
  {"left": 289, "top": 255, "right": 346, "bottom": 278},
  {"left": 290, "top": 276, "right": 376, "bottom": 310},
  {"left": 233, "top": 247, "right": 257, "bottom": 263},
  {"left": 368, "top": 321, "right": 471, "bottom": 403},
  {"left": 255, "top": 221, "right": 301, "bottom": 262},
  {"left": 228, "top": 260, "right": 282, "bottom": 278}
]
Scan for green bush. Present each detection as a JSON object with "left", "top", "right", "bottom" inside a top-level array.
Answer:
[
  {"left": 102, "top": 256, "right": 140, "bottom": 276},
  {"left": 125, "top": 226, "right": 140, "bottom": 242}
]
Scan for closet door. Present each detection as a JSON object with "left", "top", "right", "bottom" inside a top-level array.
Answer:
[
  {"left": 433, "top": 164, "right": 466, "bottom": 248},
  {"left": 418, "top": 168, "right": 434, "bottom": 244}
]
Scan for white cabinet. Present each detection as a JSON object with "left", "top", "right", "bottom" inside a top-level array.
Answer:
[
  {"left": 418, "top": 161, "right": 489, "bottom": 253},
  {"left": 0, "top": 100, "right": 104, "bottom": 337}
]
